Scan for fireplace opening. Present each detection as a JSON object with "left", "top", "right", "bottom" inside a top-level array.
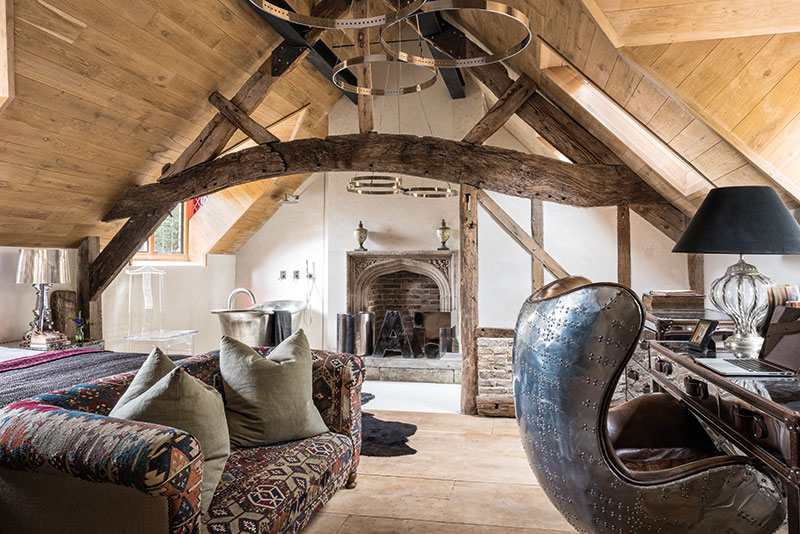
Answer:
[
  {"left": 367, "top": 270, "right": 441, "bottom": 342},
  {"left": 346, "top": 250, "right": 460, "bottom": 383}
]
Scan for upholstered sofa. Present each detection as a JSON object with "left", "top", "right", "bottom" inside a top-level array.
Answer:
[{"left": 0, "top": 348, "right": 364, "bottom": 534}]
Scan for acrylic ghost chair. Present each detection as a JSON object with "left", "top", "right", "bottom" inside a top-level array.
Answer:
[{"left": 513, "top": 276, "right": 785, "bottom": 534}]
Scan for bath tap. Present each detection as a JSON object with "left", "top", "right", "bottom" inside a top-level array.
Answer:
[{"left": 228, "top": 288, "right": 256, "bottom": 310}]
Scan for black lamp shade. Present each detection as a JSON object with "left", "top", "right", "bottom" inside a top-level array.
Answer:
[{"left": 672, "top": 186, "right": 800, "bottom": 255}]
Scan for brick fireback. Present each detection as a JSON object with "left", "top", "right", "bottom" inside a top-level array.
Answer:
[{"left": 367, "top": 270, "right": 441, "bottom": 335}]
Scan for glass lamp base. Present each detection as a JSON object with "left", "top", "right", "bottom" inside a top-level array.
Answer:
[
  {"left": 724, "top": 332, "right": 764, "bottom": 359},
  {"left": 710, "top": 257, "right": 771, "bottom": 359}
]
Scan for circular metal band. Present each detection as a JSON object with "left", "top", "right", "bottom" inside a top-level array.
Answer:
[
  {"left": 403, "top": 185, "right": 456, "bottom": 198},
  {"left": 347, "top": 175, "right": 404, "bottom": 195},
  {"left": 249, "top": 0, "right": 424, "bottom": 29},
  {"left": 380, "top": 0, "right": 531, "bottom": 68},
  {"left": 332, "top": 54, "right": 438, "bottom": 95}
]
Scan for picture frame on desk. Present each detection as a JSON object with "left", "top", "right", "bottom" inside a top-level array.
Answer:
[{"left": 688, "top": 319, "right": 717, "bottom": 353}]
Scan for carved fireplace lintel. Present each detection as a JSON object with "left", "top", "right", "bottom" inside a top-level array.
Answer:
[{"left": 346, "top": 250, "right": 458, "bottom": 314}]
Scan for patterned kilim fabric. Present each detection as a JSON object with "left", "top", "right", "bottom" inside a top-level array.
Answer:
[
  {"left": 205, "top": 432, "right": 353, "bottom": 534},
  {"left": 0, "top": 398, "right": 204, "bottom": 534},
  {"left": 0, "top": 348, "right": 364, "bottom": 534}
]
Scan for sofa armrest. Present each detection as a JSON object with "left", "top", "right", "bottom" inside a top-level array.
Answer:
[
  {"left": 0, "top": 399, "right": 203, "bottom": 534},
  {"left": 311, "top": 351, "right": 365, "bottom": 468}
]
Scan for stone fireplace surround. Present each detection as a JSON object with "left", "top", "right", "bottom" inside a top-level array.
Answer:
[
  {"left": 346, "top": 250, "right": 460, "bottom": 383},
  {"left": 346, "top": 250, "right": 458, "bottom": 316}
]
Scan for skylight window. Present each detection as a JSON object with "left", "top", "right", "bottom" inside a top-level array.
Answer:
[{"left": 538, "top": 40, "right": 709, "bottom": 200}]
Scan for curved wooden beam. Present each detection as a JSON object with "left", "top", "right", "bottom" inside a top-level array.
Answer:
[{"left": 103, "top": 133, "right": 664, "bottom": 221}]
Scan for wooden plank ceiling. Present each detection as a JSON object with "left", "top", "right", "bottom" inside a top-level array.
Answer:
[
  {"left": 450, "top": 0, "right": 800, "bottom": 216},
  {"left": 2, "top": 0, "right": 800, "bottom": 251},
  {"left": 0, "top": 0, "right": 340, "bottom": 247},
  {"left": 580, "top": 0, "right": 800, "bottom": 47}
]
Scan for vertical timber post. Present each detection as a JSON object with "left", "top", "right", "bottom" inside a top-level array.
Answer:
[
  {"left": 617, "top": 205, "right": 631, "bottom": 287},
  {"left": 77, "top": 236, "right": 103, "bottom": 340},
  {"left": 460, "top": 185, "right": 479, "bottom": 415},
  {"left": 354, "top": 0, "right": 373, "bottom": 134},
  {"left": 531, "top": 198, "right": 544, "bottom": 292},
  {"left": 688, "top": 254, "right": 704, "bottom": 294}
]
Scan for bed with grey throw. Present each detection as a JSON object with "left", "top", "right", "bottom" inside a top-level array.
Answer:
[{"left": 0, "top": 350, "right": 182, "bottom": 407}]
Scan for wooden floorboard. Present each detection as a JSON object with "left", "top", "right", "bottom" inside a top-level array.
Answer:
[{"left": 304, "top": 410, "right": 576, "bottom": 534}]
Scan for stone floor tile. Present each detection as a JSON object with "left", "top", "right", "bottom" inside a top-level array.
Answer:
[{"left": 302, "top": 511, "right": 349, "bottom": 534}]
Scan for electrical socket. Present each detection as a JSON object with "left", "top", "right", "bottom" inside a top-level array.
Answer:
[
  {"left": 293, "top": 270, "right": 300, "bottom": 280},
  {"left": 279, "top": 270, "right": 286, "bottom": 280}
]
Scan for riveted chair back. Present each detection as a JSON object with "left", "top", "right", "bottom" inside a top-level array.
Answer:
[{"left": 513, "top": 277, "right": 785, "bottom": 534}]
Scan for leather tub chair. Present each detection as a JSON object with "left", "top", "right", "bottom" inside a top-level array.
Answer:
[{"left": 513, "top": 276, "right": 786, "bottom": 534}]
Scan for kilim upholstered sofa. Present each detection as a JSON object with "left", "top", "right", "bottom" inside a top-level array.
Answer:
[{"left": 0, "top": 348, "right": 364, "bottom": 534}]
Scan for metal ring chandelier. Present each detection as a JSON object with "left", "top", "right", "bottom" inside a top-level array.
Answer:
[
  {"left": 347, "top": 175, "right": 404, "bottom": 195},
  {"left": 380, "top": 0, "right": 531, "bottom": 68},
  {"left": 332, "top": 54, "right": 438, "bottom": 95},
  {"left": 403, "top": 185, "right": 456, "bottom": 198},
  {"left": 247, "top": 0, "right": 424, "bottom": 29}
]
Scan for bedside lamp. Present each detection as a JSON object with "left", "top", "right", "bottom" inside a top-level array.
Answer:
[
  {"left": 673, "top": 186, "right": 800, "bottom": 358},
  {"left": 16, "top": 248, "right": 70, "bottom": 339}
]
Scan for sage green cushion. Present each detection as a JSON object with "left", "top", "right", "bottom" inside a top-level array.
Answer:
[
  {"left": 109, "top": 349, "right": 229, "bottom": 514},
  {"left": 220, "top": 330, "right": 329, "bottom": 448},
  {"left": 113, "top": 347, "right": 177, "bottom": 410}
]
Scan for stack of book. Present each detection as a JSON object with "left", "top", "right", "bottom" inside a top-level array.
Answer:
[
  {"left": 26, "top": 331, "right": 70, "bottom": 350},
  {"left": 642, "top": 290, "right": 705, "bottom": 311}
]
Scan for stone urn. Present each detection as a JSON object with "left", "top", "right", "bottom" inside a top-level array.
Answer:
[
  {"left": 436, "top": 219, "right": 451, "bottom": 250},
  {"left": 354, "top": 221, "right": 368, "bottom": 251}
]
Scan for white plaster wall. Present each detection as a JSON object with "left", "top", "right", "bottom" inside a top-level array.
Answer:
[
  {"left": 235, "top": 174, "right": 328, "bottom": 349},
  {"left": 631, "top": 210, "right": 689, "bottom": 293},
  {"left": 0, "top": 246, "right": 77, "bottom": 342},
  {"left": 102, "top": 255, "right": 236, "bottom": 354}
]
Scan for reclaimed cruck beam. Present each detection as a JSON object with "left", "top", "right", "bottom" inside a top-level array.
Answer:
[{"left": 103, "top": 134, "right": 657, "bottom": 222}]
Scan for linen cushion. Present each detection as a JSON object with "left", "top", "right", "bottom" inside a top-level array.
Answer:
[
  {"left": 109, "top": 350, "right": 229, "bottom": 514},
  {"left": 220, "top": 330, "right": 329, "bottom": 448},
  {"left": 112, "top": 347, "right": 176, "bottom": 410}
]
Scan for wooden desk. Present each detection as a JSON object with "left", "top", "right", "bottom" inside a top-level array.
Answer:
[{"left": 643, "top": 341, "right": 800, "bottom": 532}]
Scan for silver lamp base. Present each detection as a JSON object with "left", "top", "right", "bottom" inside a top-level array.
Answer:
[
  {"left": 710, "top": 257, "right": 771, "bottom": 359},
  {"left": 23, "top": 283, "right": 55, "bottom": 339},
  {"left": 724, "top": 332, "right": 765, "bottom": 359}
]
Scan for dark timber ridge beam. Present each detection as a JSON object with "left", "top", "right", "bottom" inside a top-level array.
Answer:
[
  {"left": 417, "top": 12, "right": 465, "bottom": 99},
  {"left": 424, "top": 20, "right": 689, "bottom": 242},
  {"left": 375, "top": 0, "right": 465, "bottom": 100},
  {"left": 103, "top": 133, "right": 663, "bottom": 222},
  {"left": 244, "top": 0, "right": 358, "bottom": 104},
  {"left": 87, "top": 0, "right": 351, "bottom": 302}
]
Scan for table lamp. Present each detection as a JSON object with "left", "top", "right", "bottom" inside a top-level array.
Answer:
[
  {"left": 15, "top": 248, "right": 70, "bottom": 339},
  {"left": 673, "top": 186, "right": 800, "bottom": 358}
]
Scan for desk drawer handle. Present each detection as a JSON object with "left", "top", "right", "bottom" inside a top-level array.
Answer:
[
  {"left": 684, "top": 377, "right": 708, "bottom": 400},
  {"left": 733, "top": 407, "right": 769, "bottom": 440}
]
